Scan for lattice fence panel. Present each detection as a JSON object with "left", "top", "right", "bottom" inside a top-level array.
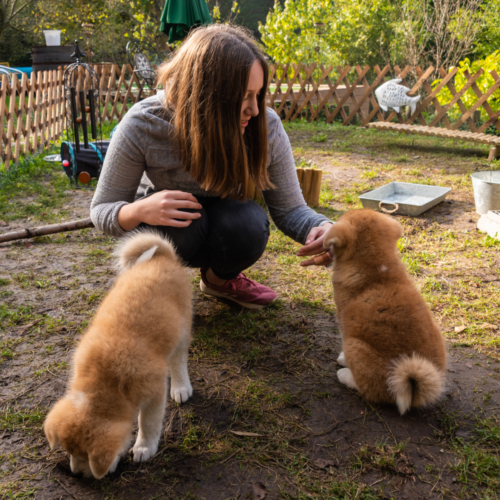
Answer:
[{"left": 2, "top": 63, "right": 500, "bottom": 168}]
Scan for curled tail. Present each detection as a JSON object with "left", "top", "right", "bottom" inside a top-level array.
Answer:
[
  {"left": 387, "top": 353, "right": 444, "bottom": 415},
  {"left": 114, "top": 229, "right": 178, "bottom": 272},
  {"left": 409, "top": 95, "right": 421, "bottom": 114}
]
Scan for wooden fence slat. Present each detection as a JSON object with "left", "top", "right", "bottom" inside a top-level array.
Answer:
[
  {"left": 4, "top": 74, "right": 18, "bottom": 167},
  {"left": 287, "top": 63, "right": 317, "bottom": 121},
  {"left": 349, "top": 64, "right": 390, "bottom": 126},
  {"left": 32, "top": 71, "right": 42, "bottom": 153},
  {"left": 3, "top": 63, "right": 500, "bottom": 168},
  {"left": 14, "top": 73, "right": 28, "bottom": 163},
  {"left": 451, "top": 71, "right": 500, "bottom": 131},
  {"left": 24, "top": 71, "right": 36, "bottom": 156},
  {"left": 118, "top": 69, "right": 141, "bottom": 121},
  {"left": 276, "top": 63, "right": 304, "bottom": 116},
  {"left": 101, "top": 64, "right": 117, "bottom": 121},
  {"left": 309, "top": 65, "right": 350, "bottom": 122},
  {"left": 109, "top": 64, "right": 128, "bottom": 121},
  {"left": 327, "top": 65, "right": 370, "bottom": 124},
  {"left": 430, "top": 68, "right": 484, "bottom": 129},
  {"left": 407, "top": 67, "right": 458, "bottom": 125},
  {"left": 0, "top": 74, "right": 8, "bottom": 163}
]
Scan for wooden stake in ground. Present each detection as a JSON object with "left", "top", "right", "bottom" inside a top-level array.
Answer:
[{"left": 0, "top": 218, "right": 94, "bottom": 243}]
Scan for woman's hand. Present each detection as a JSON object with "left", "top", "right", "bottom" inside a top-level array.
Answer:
[
  {"left": 118, "top": 190, "right": 202, "bottom": 231},
  {"left": 297, "top": 223, "right": 334, "bottom": 267}
]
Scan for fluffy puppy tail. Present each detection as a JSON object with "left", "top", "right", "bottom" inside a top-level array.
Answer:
[
  {"left": 114, "top": 230, "right": 178, "bottom": 273},
  {"left": 387, "top": 354, "right": 444, "bottom": 415}
]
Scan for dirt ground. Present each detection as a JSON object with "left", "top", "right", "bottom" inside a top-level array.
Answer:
[{"left": 1, "top": 124, "right": 499, "bottom": 499}]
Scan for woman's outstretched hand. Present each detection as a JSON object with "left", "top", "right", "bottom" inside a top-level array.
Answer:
[
  {"left": 297, "top": 223, "right": 334, "bottom": 267},
  {"left": 118, "top": 190, "right": 202, "bottom": 231}
]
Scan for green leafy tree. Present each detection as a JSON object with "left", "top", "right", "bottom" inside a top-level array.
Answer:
[
  {"left": 393, "top": 0, "right": 486, "bottom": 71},
  {"left": 434, "top": 51, "right": 500, "bottom": 121},
  {"left": 259, "top": 0, "right": 398, "bottom": 68},
  {"left": 0, "top": 0, "right": 37, "bottom": 39},
  {"left": 26, "top": 0, "right": 170, "bottom": 64},
  {"left": 474, "top": 0, "right": 500, "bottom": 59}
]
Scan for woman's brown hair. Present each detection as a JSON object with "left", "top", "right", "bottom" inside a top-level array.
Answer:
[{"left": 157, "top": 24, "right": 272, "bottom": 200}]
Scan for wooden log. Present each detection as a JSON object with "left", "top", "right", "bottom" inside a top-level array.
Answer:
[
  {"left": 301, "top": 168, "right": 314, "bottom": 204},
  {"left": 0, "top": 218, "right": 95, "bottom": 243},
  {"left": 309, "top": 169, "right": 323, "bottom": 207},
  {"left": 296, "top": 167, "right": 304, "bottom": 191},
  {"left": 488, "top": 146, "right": 500, "bottom": 162}
]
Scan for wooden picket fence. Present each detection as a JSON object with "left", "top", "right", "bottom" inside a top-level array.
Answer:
[
  {"left": 2, "top": 62, "right": 500, "bottom": 168},
  {"left": 0, "top": 64, "right": 155, "bottom": 168}
]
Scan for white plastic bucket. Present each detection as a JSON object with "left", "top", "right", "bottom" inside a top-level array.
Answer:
[{"left": 43, "top": 30, "right": 61, "bottom": 46}]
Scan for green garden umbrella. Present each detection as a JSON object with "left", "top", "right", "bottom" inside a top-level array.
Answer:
[{"left": 160, "top": 0, "right": 212, "bottom": 44}]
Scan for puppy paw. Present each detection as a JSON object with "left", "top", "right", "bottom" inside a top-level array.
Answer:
[
  {"left": 337, "top": 351, "right": 348, "bottom": 367},
  {"left": 132, "top": 440, "right": 158, "bottom": 462},
  {"left": 171, "top": 380, "right": 193, "bottom": 403},
  {"left": 337, "top": 368, "right": 359, "bottom": 391}
]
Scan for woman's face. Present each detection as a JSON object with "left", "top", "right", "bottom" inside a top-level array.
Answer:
[{"left": 241, "top": 60, "right": 264, "bottom": 134}]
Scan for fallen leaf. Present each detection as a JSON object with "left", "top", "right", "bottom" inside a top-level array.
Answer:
[
  {"left": 229, "top": 431, "right": 263, "bottom": 437},
  {"left": 253, "top": 482, "right": 267, "bottom": 500},
  {"left": 479, "top": 323, "right": 498, "bottom": 330},
  {"left": 465, "top": 363, "right": 473, "bottom": 369},
  {"left": 314, "top": 458, "right": 336, "bottom": 469},
  {"left": 454, "top": 326, "right": 467, "bottom": 333},
  {"left": 25, "top": 242, "right": 33, "bottom": 249},
  {"left": 290, "top": 302, "right": 295, "bottom": 309}
]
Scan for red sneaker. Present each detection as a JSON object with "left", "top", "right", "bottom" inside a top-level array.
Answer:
[{"left": 200, "top": 269, "right": 277, "bottom": 310}]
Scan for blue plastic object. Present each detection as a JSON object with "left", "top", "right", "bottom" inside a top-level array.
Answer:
[{"left": 12, "top": 67, "right": 33, "bottom": 77}]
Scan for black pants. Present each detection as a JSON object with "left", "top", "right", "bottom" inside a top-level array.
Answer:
[{"left": 144, "top": 196, "right": 270, "bottom": 280}]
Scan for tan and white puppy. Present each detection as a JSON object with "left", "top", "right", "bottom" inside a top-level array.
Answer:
[
  {"left": 324, "top": 209, "right": 447, "bottom": 415},
  {"left": 44, "top": 231, "right": 193, "bottom": 478}
]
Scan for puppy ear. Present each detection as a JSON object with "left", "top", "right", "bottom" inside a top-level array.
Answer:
[
  {"left": 386, "top": 215, "right": 403, "bottom": 240},
  {"left": 323, "top": 222, "right": 351, "bottom": 251},
  {"left": 44, "top": 423, "right": 60, "bottom": 450},
  {"left": 88, "top": 421, "right": 130, "bottom": 479},
  {"left": 89, "top": 450, "right": 120, "bottom": 480},
  {"left": 44, "top": 402, "right": 65, "bottom": 449}
]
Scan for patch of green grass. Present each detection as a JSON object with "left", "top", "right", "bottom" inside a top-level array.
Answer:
[
  {"left": 33, "top": 360, "right": 68, "bottom": 378},
  {"left": 360, "top": 168, "right": 378, "bottom": 180},
  {"left": 0, "top": 406, "right": 46, "bottom": 434},
  {"left": 448, "top": 416, "right": 500, "bottom": 497},
  {"left": 311, "top": 132, "right": 328, "bottom": 143}
]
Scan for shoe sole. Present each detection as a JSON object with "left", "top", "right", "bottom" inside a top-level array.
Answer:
[{"left": 200, "top": 281, "right": 266, "bottom": 310}]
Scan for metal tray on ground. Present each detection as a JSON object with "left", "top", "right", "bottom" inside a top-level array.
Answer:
[{"left": 359, "top": 181, "right": 451, "bottom": 216}]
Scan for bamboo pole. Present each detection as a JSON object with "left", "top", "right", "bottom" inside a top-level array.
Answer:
[{"left": 0, "top": 218, "right": 94, "bottom": 243}]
